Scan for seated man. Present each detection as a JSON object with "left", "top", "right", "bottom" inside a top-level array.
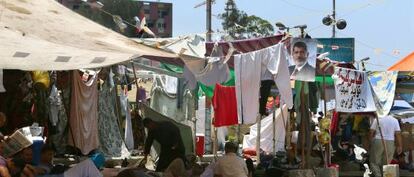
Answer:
[
  {"left": 214, "top": 142, "right": 248, "bottom": 177},
  {"left": 30, "top": 151, "right": 105, "bottom": 177}
]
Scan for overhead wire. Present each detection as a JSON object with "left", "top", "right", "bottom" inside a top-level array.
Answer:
[
  {"left": 305, "top": 0, "right": 386, "bottom": 34},
  {"left": 277, "top": 0, "right": 322, "bottom": 12}
]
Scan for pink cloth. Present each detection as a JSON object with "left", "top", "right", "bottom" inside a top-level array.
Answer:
[{"left": 68, "top": 70, "right": 100, "bottom": 155}]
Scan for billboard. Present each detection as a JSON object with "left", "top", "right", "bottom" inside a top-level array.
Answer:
[{"left": 316, "top": 38, "right": 355, "bottom": 63}]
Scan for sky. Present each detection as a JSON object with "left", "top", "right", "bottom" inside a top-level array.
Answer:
[{"left": 161, "top": 0, "right": 413, "bottom": 70}]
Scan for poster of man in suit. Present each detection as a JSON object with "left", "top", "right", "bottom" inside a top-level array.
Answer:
[{"left": 289, "top": 38, "right": 317, "bottom": 82}]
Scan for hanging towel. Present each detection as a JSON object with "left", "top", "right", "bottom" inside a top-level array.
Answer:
[
  {"left": 68, "top": 70, "right": 100, "bottom": 155},
  {"left": 120, "top": 89, "right": 134, "bottom": 150},
  {"left": 212, "top": 84, "right": 238, "bottom": 127}
]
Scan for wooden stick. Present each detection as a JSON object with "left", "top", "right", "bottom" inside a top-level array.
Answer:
[
  {"left": 300, "top": 82, "right": 306, "bottom": 169},
  {"left": 256, "top": 114, "right": 262, "bottom": 163},
  {"left": 375, "top": 116, "right": 389, "bottom": 163}
]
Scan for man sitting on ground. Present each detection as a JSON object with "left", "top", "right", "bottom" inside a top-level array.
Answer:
[{"left": 214, "top": 142, "right": 248, "bottom": 177}]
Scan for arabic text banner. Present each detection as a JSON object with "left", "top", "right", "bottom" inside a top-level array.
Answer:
[{"left": 332, "top": 67, "right": 376, "bottom": 112}]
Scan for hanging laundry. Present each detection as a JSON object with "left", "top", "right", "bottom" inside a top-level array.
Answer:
[
  {"left": 98, "top": 74, "right": 126, "bottom": 157},
  {"left": 50, "top": 88, "right": 69, "bottom": 155},
  {"left": 68, "top": 70, "right": 100, "bottom": 155},
  {"left": 120, "top": 88, "right": 134, "bottom": 150},
  {"left": 181, "top": 56, "right": 230, "bottom": 87},
  {"left": 150, "top": 75, "right": 195, "bottom": 123},
  {"left": 0, "top": 69, "right": 5, "bottom": 93},
  {"left": 212, "top": 84, "right": 238, "bottom": 127},
  {"left": 48, "top": 85, "right": 61, "bottom": 126},
  {"left": 183, "top": 66, "right": 198, "bottom": 90},
  {"left": 196, "top": 96, "right": 206, "bottom": 135},
  {"left": 164, "top": 75, "right": 178, "bottom": 94},
  {"left": 234, "top": 43, "right": 292, "bottom": 124},
  {"left": 367, "top": 71, "right": 398, "bottom": 117}
]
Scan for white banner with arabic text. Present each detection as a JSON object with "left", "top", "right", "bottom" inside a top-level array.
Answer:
[{"left": 332, "top": 67, "right": 376, "bottom": 112}]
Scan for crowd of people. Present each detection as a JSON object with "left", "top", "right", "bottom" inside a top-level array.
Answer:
[{"left": 0, "top": 110, "right": 409, "bottom": 177}]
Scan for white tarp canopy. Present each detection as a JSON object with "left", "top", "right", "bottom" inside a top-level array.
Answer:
[
  {"left": 133, "top": 34, "right": 206, "bottom": 59},
  {"left": 0, "top": 0, "right": 177, "bottom": 70}
]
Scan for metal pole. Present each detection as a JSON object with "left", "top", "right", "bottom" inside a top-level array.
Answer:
[
  {"left": 256, "top": 114, "right": 262, "bottom": 163},
  {"left": 272, "top": 103, "right": 276, "bottom": 155},
  {"left": 206, "top": 0, "right": 212, "bottom": 42},
  {"left": 205, "top": 0, "right": 213, "bottom": 156},
  {"left": 332, "top": 0, "right": 336, "bottom": 38}
]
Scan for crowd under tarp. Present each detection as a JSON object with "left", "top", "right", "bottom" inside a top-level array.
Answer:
[{"left": 0, "top": 0, "right": 177, "bottom": 70}]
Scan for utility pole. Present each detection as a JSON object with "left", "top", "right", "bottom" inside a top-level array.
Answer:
[
  {"left": 206, "top": 0, "right": 212, "bottom": 42},
  {"left": 332, "top": 0, "right": 336, "bottom": 38}
]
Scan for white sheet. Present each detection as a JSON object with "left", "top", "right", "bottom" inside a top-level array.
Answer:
[{"left": 242, "top": 105, "right": 288, "bottom": 153}]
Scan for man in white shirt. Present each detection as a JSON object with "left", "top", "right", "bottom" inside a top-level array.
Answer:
[
  {"left": 214, "top": 142, "right": 248, "bottom": 177},
  {"left": 369, "top": 115, "right": 402, "bottom": 177}
]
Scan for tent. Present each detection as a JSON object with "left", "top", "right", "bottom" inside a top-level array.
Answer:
[
  {"left": 388, "top": 51, "right": 414, "bottom": 71},
  {"left": 0, "top": 0, "right": 177, "bottom": 70}
]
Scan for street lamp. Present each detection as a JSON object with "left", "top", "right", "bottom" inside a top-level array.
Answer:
[
  {"left": 275, "top": 22, "right": 307, "bottom": 37},
  {"left": 356, "top": 57, "right": 370, "bottom": 71}
]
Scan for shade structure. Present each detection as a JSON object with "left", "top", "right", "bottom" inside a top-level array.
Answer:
[
  {"left": 0, "top": 0, "right": 177, "bottom": 70},
  {"left": 388, "top": 52, "right": 414, "bottom": 71}
]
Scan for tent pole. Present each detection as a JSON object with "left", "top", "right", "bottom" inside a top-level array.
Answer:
[
  {"left": 322, "top": 71, "right": 331, "bottom": 165},
  {"left": 273, "top": 103, "right": 276, "bottom": 155},
  {"left": 375, "top": 116, "right": 389, "bottom": 163},
  {"left": 130, "top": 61, "right": 140, "bottom": 97},
  {"left": 65, "top": 71, "right": 77, "bottom": 148},
  {"left": 256, "top": 114, "right": 262, "bottom": 163}
]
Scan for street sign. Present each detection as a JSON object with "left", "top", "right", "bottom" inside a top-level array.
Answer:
[{"left": 316, "top": 38, "right": 355, "bottom": 63}]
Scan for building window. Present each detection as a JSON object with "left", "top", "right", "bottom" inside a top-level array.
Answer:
[
  {"left": 157, "top": 23, "right": 166, "bottom": 28},
  {"left": 144, "top": 3, "right": 150, "bottom": 14},
  {"left": 158, "top": 9, "right": 169, "bottom": 18}
]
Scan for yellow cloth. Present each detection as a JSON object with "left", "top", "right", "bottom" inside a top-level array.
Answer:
[
  {"left": 353, "top": 115, "right": 363, "bottom": 131},
  {"left": 32, "top": 71, "right": 50, "bottom": 89}
]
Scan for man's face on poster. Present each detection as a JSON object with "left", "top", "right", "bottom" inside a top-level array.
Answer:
[{"left": 292, "top": 44, "right": 309, "bottom": 67}]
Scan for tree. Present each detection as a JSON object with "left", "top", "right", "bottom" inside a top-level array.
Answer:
[
  {"left": 220, "top": 0, "right": 274, "bottom": 39},
  {"left": 244, "top": 15, "right": 274, "bottom": 38}
]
